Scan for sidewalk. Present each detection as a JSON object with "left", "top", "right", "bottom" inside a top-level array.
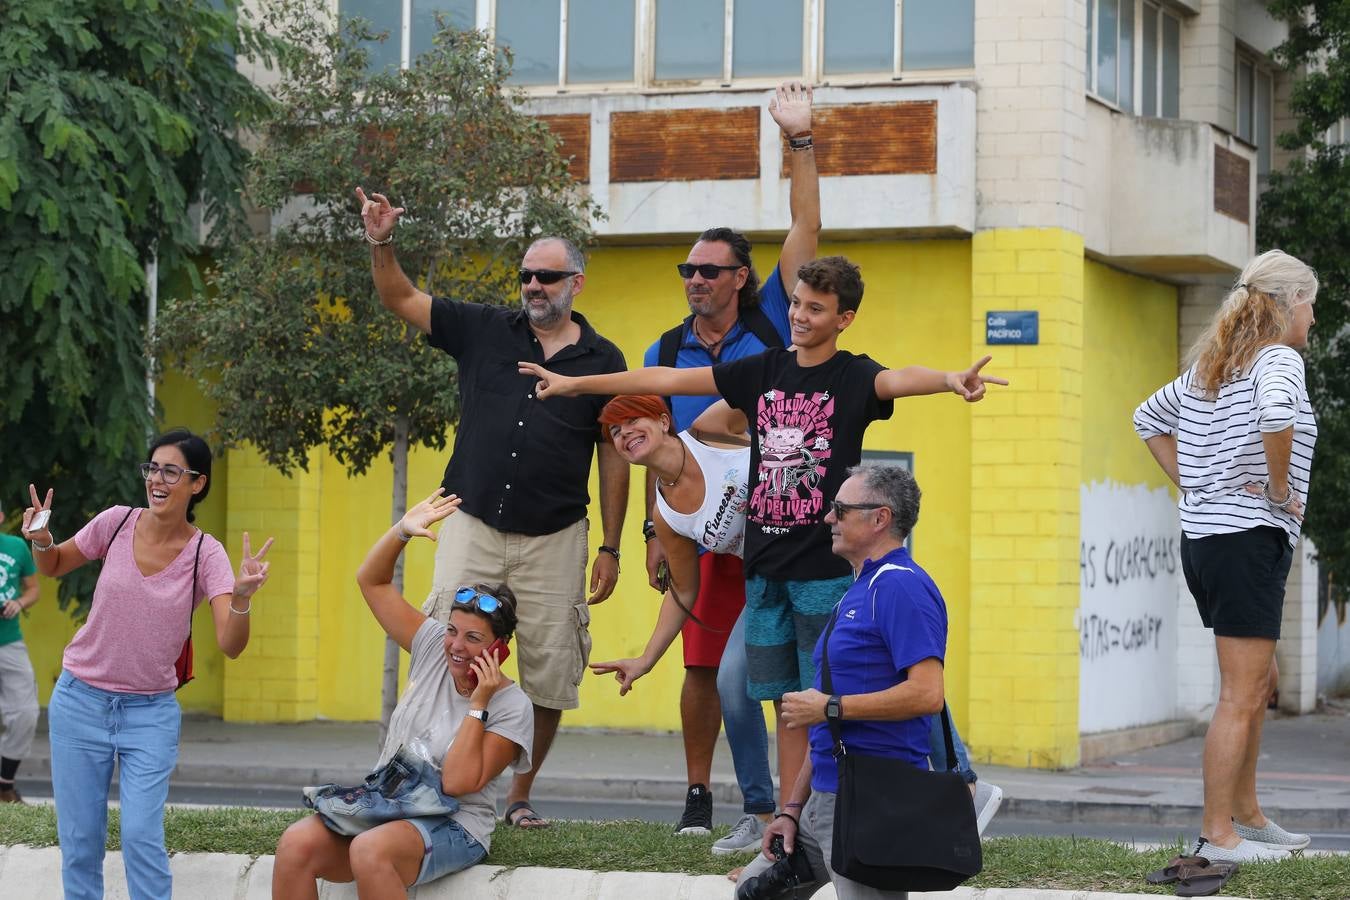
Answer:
[{"left": 18, "top": 700, "right": 1350, "bottom": 832}]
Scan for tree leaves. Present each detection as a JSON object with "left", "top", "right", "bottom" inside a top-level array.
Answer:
[
  {"left": 154, "top": 5, "right": 599, "bottom": 482},
  {"left": 0, "top": 0, "right": 282, "bottom": 615},
  {"left": 1260, "top": 2, "right": 1350, "bottom": 608}
]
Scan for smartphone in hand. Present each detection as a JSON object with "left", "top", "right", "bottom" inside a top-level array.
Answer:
[
  {"left": 465, "top": 638, "right": 510, "bottom": 691},
  {"left": 27, "top": 509, "right": 51, "bottom": 533}
]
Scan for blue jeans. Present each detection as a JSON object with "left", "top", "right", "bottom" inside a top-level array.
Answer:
[
  {"left": 303, "top": 745, "right": 460, "bottom": 837},
  {"left": 716, "top": 608, "right": 775, "bottom": 814},
  {"left": 49, "top": 671, "right": 181, "bottom": 900},
  {"left": 928, "top": 704, "right": 978, "bottom": 784},
  {"left": 408, "top": 814, "right": 487, "bottom": 885}
]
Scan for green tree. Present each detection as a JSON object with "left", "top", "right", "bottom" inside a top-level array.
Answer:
[
  {"left": 1259, "top": 1, "right": 1350, "bottom": 606},
  {"left": 153, "top": 5, "right": 597, "bottom": 733},
  {"left": 0, "top": 0, "right": 281, "bottom": 612}
]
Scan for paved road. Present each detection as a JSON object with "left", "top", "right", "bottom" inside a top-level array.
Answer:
[{"left": 15, "top": 781, "right": 1350, "bottom": 854}]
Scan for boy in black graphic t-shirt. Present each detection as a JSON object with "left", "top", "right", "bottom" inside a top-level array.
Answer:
[{"left": 519, "top": 256, "right": 1006, "bottom": 805}]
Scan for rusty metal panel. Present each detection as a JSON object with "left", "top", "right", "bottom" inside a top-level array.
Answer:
[
  {"left": 537, "top": 114, "right": 591, "bottom": 183},
  {"left": 782, "top": 101, "right": 938, "bottom": 177},
  {"left": 610, "top": 108, "right": 760, "bottom": 182},
  {"left": 1213, "top": 145, "right": 1250, "bottom": 224}
]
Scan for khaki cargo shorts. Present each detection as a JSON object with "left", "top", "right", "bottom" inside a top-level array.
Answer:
[{"left": 424, "top": 511, "right": 590, "bottom": 710}]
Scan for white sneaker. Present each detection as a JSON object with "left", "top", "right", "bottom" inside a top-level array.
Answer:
[
  {"left": 1233, "top": 817, "right": 1311, "bottom": 851},
  {"left": 1194, "top": 836, "right": 1289, "bottom": 863},
  {"left": 712, "top": 813, "right": 766, "bottom": 855},
  {"left": 973, "top": 781, "right": 1004, "bottom": 836}
]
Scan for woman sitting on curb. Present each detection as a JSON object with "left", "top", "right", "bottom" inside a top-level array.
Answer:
[{"left": 273, "top": 489, "right": 534, "bottom": 898}]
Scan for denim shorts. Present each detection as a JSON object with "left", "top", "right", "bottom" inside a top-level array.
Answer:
[
  {"left": 407, "top": 814, "right": 487, "bottom": 885},
  {"left": 303, "top": 746, "right": 459, "bottom": 837}
]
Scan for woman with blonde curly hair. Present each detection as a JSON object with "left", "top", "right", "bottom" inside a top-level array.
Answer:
[{"left": 1133, "top": 249, "right": 1318, "bottom": 864}]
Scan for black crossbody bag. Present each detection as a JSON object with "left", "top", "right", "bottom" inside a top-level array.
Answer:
[{"left": 820, "top": 606, "right": 982, "bottom": 892}]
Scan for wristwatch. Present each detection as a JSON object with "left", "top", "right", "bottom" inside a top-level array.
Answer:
[
  {"left": 825, "top": 695, "right": 843, "bottom": 723},
  {"left": 465, "top": 708, "right": 488, "bottom": 726}
]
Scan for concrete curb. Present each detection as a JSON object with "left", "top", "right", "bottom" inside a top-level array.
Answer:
[{"left": 0, "top": 846, "right": 1259, "bottom": 900}]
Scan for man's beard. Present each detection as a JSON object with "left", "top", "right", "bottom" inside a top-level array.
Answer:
[{"left": 522, "top": 282, "right": 574, "bottom": 327}]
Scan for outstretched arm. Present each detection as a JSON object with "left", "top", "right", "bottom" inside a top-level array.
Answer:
[
  {"left": 519, "top": 362, "right": 718, "bottom": 400},
  {"left": 22, "top": 485, "right": 90, "bottom": 579},
  {"left": 356, "top": 187, "right": 433, "bottom": 334},
  {"left": 875, "top": 356, "right": 1008, "bottom": 402},
  {"left": 356, "top": 489, "right": 463, "bottom": 651},
  {"left": 770, "top": 81, "right": 820, "bottom": 295}
]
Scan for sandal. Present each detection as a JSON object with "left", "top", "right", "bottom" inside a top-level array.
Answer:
[
  {"left": 504, "top": 800, "right": 552, "bottom": 829},
  {"left": 1176, "top": 860, "right": 1239, "bottom": 897},
  {"left": 1146, "top": 855, "right": 1210, "bottom": 885}
]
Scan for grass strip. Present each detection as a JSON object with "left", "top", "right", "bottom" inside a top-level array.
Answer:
[{"left": 2, "top": 806, "right": 1346, "bottom": 898}]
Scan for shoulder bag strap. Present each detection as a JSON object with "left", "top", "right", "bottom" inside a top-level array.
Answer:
[
  {"left": 105, "top": 507, "right": 136, "bottom": 558},
  {"left": 820, "top": 606, "right": 845, "bottom": 757},
  {"left": 740, "top": 304, "right": 786, "bottom": 350},
  {"left": 188, "top": 531, "right": 203, "bottom": 640},
  {"left": 657, "top": 317, "right": 692, "bottom": 413}
]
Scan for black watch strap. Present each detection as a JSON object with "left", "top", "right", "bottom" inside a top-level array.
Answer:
[{"left": 825, "top": 694, "right": 843, "bottom": 722}]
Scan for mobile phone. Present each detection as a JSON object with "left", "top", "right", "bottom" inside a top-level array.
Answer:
[
  {"left": 27, "top": 509, "right": 51, "bottom": 533},
  {"left": 465, "top": 638, "right": 511, "bottom": 691},
  {"left": 656, "top": 560, "right": 671, "bottom": 593}
]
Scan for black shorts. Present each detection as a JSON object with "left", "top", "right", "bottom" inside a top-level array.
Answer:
[{"left": 1180, "top": 526, "right": 1293, "bottom": 640}]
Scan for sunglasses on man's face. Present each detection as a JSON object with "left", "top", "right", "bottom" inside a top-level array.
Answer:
[
  {"left": 676, "top": 263, "right": 744, "bottom": 280},
  {"left": 454, "top": 587, "right": 502, "bottom": 614},
  {"left": 519, "top": 268, "right": 578, "bottom": 285},
  {"left": 829, "top": 501, "right": 888, "bottom": 520}
]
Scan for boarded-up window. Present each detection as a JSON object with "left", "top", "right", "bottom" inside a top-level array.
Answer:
[
  {"left": 610, "top": 108, "right": 759, "bottom": 182},
  {"left": 1213, "top": 145, "right": 1250, "bottom": 223}
]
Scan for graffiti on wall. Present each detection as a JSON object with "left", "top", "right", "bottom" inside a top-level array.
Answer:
[{"left": 1079, "top": 482, "right": 1180, "bottom": 733}]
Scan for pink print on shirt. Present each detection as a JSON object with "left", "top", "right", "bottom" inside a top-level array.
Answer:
[{"left": 750, "top": 389, "right": 834, "bottom": 530}]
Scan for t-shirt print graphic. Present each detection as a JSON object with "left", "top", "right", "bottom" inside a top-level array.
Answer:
[{"left": 751, "top": 388, "right": 834, "bottom": 531}]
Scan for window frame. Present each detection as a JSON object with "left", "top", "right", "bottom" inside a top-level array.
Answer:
[
  {"left": 341, "top": 0, "right": 976, "bottom": 93},
  {"left": 1086, "top": 0, "right": 1182, "bottom": 120},
  {"left": 1234, "top": 48, "right": 1274, "bottom": 177}
]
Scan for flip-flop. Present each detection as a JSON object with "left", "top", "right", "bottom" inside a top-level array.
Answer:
[
  {"left": 504, "top": 800, "right": 552, "bottom": 829},
  {"left": 1146, "top": 855, "right": 1210, "bottom": 885},
  {"left": 1176, "top": 860, "right": 1239, "bottom": 898}
]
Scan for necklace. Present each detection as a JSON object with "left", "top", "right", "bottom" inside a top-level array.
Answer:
[
  {"left": 692, "top": 318, "right": 729, "bottom": 357},
  {"left": 658, "top": 439, "right": 688, "bottom": 488}
]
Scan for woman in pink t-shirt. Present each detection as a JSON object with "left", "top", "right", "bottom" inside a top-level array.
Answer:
[{"left": 22, "top": 428, "right": 274, "bottom": 900}]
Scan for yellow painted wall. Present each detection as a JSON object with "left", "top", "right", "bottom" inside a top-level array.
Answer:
[{"left": 1081, "top": 261, "right": 1178, "bottom": 487}]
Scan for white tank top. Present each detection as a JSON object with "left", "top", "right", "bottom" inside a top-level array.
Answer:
[{"left": 655, "top": 432, "right": 751, "bottom": 557}]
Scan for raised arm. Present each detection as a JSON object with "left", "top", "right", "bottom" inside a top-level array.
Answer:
[
  {"left": 355, "top": 489, "right": 462, "bottom": 651},
  {"left": 520, "top": 362, "right": 718, "bottom": 400},
  {"left": 875, "top": 355, "right": 1008, "bottom": 402},
  {"left": 209, "top": 532, "right": 274, "bottom": 659},
  {"left": 22, "top": 485, "right": 90, "bottom": 579},
  {"left": 770, "top": 81, "right": 820, "bottom": 295},
  {"left": 356, "top": 187, "right": 432, "bottom": 334}
]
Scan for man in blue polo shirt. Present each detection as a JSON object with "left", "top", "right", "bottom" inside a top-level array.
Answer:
[
  {"left": 739, "top": 463, "right": 945, "bottom": 899},
  {"left": 642, "top": 82, "right": 819, "bottom": 846}
]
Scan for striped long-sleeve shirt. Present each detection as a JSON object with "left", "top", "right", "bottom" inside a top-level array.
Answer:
[{"left": 1133, "top": 344, "right": 1317, "bottom": 547}]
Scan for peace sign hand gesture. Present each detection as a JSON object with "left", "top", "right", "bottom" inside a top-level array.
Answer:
[
  {"left": 21, "top": 483, "right": 54, "bottom": 545},
  {"left": 355, "top": 187, "right": 405, "bottom": 243},
  {"left": 233, "top": 532, "right": 274, "bottom": 602},
  {"left": 946, "top": 356, "right": 1009, "bottom": 403}
]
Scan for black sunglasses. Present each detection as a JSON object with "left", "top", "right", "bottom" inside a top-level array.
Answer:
[
  {"left": 829, "top": 501, "right": 888, "bottom": 519},
  {"left": 519, "top": 268, "right": 578, "bottom": 285},
  {"left": 676, "top": 263, "right": 744, "bottom": 280}
]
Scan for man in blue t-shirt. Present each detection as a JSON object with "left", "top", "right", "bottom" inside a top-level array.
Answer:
[
  {"left": 737, "top": 463, "right": 945, "bottom": 898},
  {"left": 639, "top": 82, "right": 819, "bottom": 845},
  {"left": 0, "top": 499, "right": 41, "bottom": 804}
]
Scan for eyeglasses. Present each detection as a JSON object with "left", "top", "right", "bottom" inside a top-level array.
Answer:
[
  {"left": 454, "top": 587, "right": 502, "bottom": 614},
  {"left": 676, "top": 263, "right": 744, "bottom": 280},
  {"left": 139, "top": 462, "right": 201, "bottom": 485},
  {"left": 829, "top": 500, "right": 888, "bottom": 519},
  {"left": 519, "top": 268, "right": 578, "bottom": 285}
]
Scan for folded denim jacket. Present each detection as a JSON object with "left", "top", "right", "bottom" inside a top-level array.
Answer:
[{"left": 303, "top": 745, "right": 460, "bottom": 836}]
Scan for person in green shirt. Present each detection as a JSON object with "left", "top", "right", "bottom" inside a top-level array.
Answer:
[{"left": 0, "top": 498, "right": 40, "bottom": 804}]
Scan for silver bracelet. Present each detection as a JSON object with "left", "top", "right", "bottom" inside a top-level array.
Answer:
[
  {"left": 1262, "top": 484, "right": 1294, "bottom": 510},
  {"left": 229, "top": 598, "right": 252, "bottom": 615},
  {"left": 364, "top": 230, "right": 393, "bottom": 246},
  {"left": 397, "top": 525, "right": 414, "bottom": 542},
  {"left": 30, "top": 535, "right": 55, "bottom": 553}
]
